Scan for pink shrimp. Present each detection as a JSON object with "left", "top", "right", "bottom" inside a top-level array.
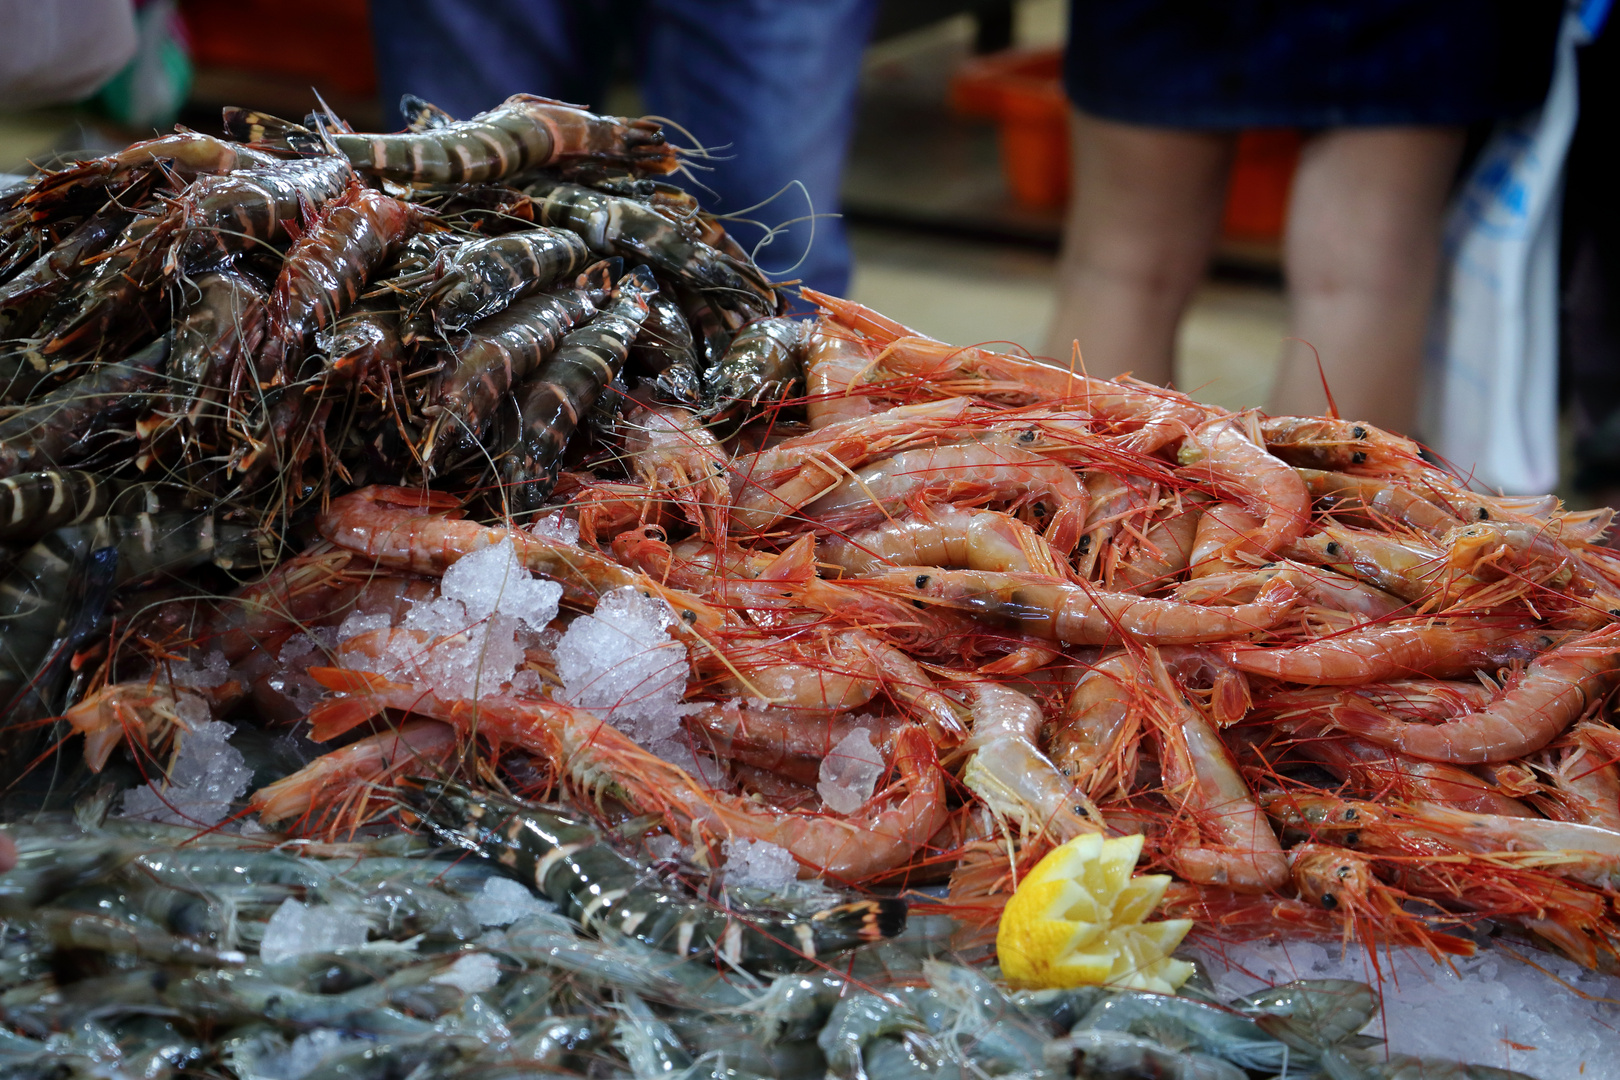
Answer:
[
  {"left": 250, "top": 720, "right": 459, "bottom": 827},
  {"left": 1280, "top": 722, "right": 1535, "bottom": 817},
  {"left": 870, "top": 568, "right": 1297, "bottom": 645},
  {"left": 1534, "top": 720, "right": 1620, "bottom": 833},
  {"left": 619, "top": 403, "right": 730, "bottom": 541},
  {"left": 316, "top": 485, "right": 721, "bottom": 630},
  {"left": 1185, "top": 502, "right": 1262, "bottom": 578},
  {"left": 305, "top": 669, "right": 947, "bottom": 881},
  {"left": 726, "top": 397, "right": 973, "bottom": 534},
  {"left": 685, "top": 702, "right": 907, "bottom": 786},
  {"left": 804, "top": 320, "right": 880, "bottom": 429},
  {"left": 1172, "top": 561, "right": 1407, "bottom": 620},
  {"left": 1146, "top": 649, "right": 1288, "bottom": 892},
  {"left": 961, "top": 682, "right": 1101, "bottom": 843},
  {"left": 1291, "top": 522, "right": 1471, "bottom": 606},
  {"left": 1178, "top": 414, "right": 1311, "bottom": 555},
  {"left": 1330, "top": 627, "right": 1620, "bottom": 764},
  {"left": 1046, "top": 652, "right": 1145, "bottom": 800},
  {"left": 817, "top": 507, "right": 1070, "bottom": 579},
  {"left": 798, "top": 443, "right": 1088, "bottom": 554},
  {"left": 1111, "top": 493, "right": 1205, "bottom": 594},
  {"left": 1298, "top": 468, "right": 1461, "bottom": 537},
  {"left": 1223, "top": 618, "right": 1556, "bottom": 685}
]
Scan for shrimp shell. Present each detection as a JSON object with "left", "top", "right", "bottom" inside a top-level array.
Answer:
[
  {"left": 497, "top": 266, "right": 657, "bottom": 511},
  {"left": 702, "top": 315, "right": 805, "bottom": 423},
  {"left": 876, "top": 568, "right": 1297, "bottom": 646},
  {"left": 333, "top": 95, "right": 677, "bottom": 183},
  {"left": 1330, "top": 627, "right": 1620, "bottom": 763}
]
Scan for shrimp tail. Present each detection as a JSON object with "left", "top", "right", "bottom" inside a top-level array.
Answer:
[
  {"left": 809, "top": 898, "right": 909, "bottom": 947},
  {"left": 305, "top": 667, "right": 404, "bottom": 739}
]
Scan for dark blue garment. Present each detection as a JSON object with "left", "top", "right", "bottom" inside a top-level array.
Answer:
[
  {"left": 371, "top": 0, "right": 878, "bottom": 297},
  {"left": 1065, "top": 0, "right": 1563, "bottom": 128}
]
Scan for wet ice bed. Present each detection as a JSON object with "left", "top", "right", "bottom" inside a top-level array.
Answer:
[{"left": 1191, "top": 936, "right": 1620, "bottom": 1079}]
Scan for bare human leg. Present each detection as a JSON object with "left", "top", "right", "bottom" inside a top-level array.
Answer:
[
  {"left": 1043, "top": 109, "right": 1235, "bottom": 385},
  {"left": 1268, "top": 127, "right": 1464, "bottom": 434}
]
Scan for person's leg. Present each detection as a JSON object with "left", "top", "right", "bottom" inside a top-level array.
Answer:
[
  {"left": 639, "top": 0, "right": 879, "bottom": 298},
  {"left": 371, "top": 0, "right": 619, "bottom": 129},
  {"left": 1043, "top": 110, "right": 1235, "bottom": 385},
  {"left": 1268, "top": 127, "right": 1464, "bottom": 432}
]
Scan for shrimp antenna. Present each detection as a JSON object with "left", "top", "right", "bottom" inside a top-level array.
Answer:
[
  {"left": 310, "top": 89, "right": 351, "bottom": 134},
  {"left": 1287, "top": 336, "right": 1338, "bottom": 419},
  {"left": 307, "top": 111, "right": 342, "bottom": 158}
]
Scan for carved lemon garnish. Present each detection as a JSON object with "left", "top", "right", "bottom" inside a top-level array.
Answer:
[{"left": 997, "top": 833, "right": 1194, "bottom": 993}]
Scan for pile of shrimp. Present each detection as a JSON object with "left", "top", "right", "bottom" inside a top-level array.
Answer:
[{"left": 8, "top": 94, "right": 1620, "bottom": 987}]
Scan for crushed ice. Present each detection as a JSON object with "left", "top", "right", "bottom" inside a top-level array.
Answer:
[
  {"left": 341, "top": 537, "right": 561, "bottom": 700},
  {"left": 258, "top": 1029, "right": 367, "bottom": 1080},
  {"left": 817, "top": 727, "right": 885, "bottom": 814},
  {"left": 429, "top": 952, "right": 502, "bottom": 994},
  {"left": 529, "top": 511, "right": 580, "bottom": 546},
  {"left": 724, "top": 838, "right": 798, "bottom": 891},
  {"left": 259, "top": 899, "right": 369, "bottom": 965},
  {"left": 169, "top": 649, "right": 230, "bottom": 689},
  {"left": 120, "top": 717, "right": 252, "bottom": 827},
  {"left": 1193, "top": 937, "right": 1620, "bottom": 1080},
  {"left": 555, "top": 586, "right": 695, "bottom": 744},
  {"left": 466, "top": 876, "right": 554, "bottom": 927}
]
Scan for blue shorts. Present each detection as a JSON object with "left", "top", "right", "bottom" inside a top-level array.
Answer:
[
  {"left": 1065, "top": 0, "right": 1563, "bottom": 129},
  {"left": 372, "top": 0, "right": 878, "bottom": 297}
]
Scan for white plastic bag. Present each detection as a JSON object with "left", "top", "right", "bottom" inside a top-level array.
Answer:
[{"left": 1422, "top": 3, "right": 1602, "bottom": 495}]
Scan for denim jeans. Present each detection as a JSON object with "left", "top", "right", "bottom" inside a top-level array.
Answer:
[{"left": 371, "top": 0, "right": 878, "bottom": 297}]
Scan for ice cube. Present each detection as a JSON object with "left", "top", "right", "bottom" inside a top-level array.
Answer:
[
  {"left": 817, "top": 727, "right": 885, "bottom": 815},
  {"left": 120, "top": 720, "right": 253, "bottom": 827},
  {"left": 725, "top": 838, "right": 798, "bottom": 891},
  {"left": 465, "top": 876, "right": 553, "bottom": 927},
  {"left": 259, "top": 899, "right": 368, "bottom": 965},
  {"left": 555, "top": 586, "right": 693, "bottom": 744},
  {"left": 429, "top": 952, "right": 502, "bottom": 994}
]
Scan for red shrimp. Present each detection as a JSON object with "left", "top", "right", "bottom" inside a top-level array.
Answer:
[
  {"left": 1330, "top": 627, "right": 1620, "bottom": 763},
  {"left": 799, "top": 443, "right": 1088, "bottom": 554},
  {"left": 315, "top": 485, "right": 720, "bottom": 630},
  {"left": 1177, "top": 415, "right": 1310, "bottom": 555},
  {"left": 1223, "top": 618, "right": 1556, "bottom": 685},
  {"left": 871, "top": 568, "right": 1297, "bottom": 646},
  {"left": 305, "top": 669, "right": 947, "bottom": 881}
]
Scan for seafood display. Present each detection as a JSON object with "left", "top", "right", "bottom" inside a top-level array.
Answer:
[{"left": 1, "top": 93, "right": 1616, "bottom": 1078}]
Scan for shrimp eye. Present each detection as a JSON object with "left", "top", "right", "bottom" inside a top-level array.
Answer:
[
  {"left": 1342, "top": 808, "right": 1358, "bottom": 821},
  {"left": 912, "top": 599, "right": 926, "bottom": 609},
  {"left": 1343, "top": 831, "right": 1360, "bottom": 846},
  {"left": 1019, "top": 429, "right": 1037, "bottom": 443},
  {"left": 1609, "top": 610, "right": 1620, "bottom": 618},
  {"left": 1032, "top": 503, "right": 1048, "bottom": 517},
  {"left": 682, "top": 609, "right": 697, "bottom": 622},
  {"left": 914, "top": 574, "right": 930, "bottom": 589},
  {"left": 1351, "top": 451, "right": 1367, "bottom": 465},
  {"left": 1077, "top": 535, "right": 1092, "bottom": 552},
  {"left": 1352, "top": 426, "right": 1368, "bottom": 439},
  {"left": 1477, "top": 508, "right": 1490, "bottom": 520},
  {"left": 1324, "top": 542, "right": 1341, "bottom": 557},
  {"left": 1320, "top": 893, "right": 1339, "bottom": 909},
  {"left": 1075, "top": 804, "right": 1091, "bottom": 818},
  {"left": 1335, "top": 865, "right": 1354, "bottom": 879}
]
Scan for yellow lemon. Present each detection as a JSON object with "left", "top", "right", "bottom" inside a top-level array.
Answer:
[{"left": 997, "top": 833, "right": 1194, "bottom": 993}]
